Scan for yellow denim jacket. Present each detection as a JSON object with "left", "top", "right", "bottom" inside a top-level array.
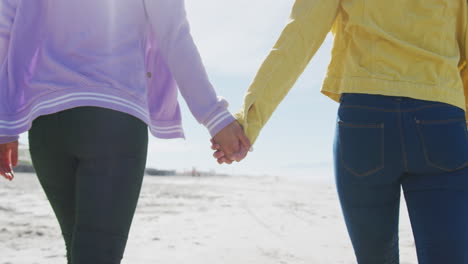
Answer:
[{"left": 235, "top": 0, "right": 468, "bottom": 144}]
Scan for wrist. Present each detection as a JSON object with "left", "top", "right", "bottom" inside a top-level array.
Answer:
[{"left": 206, "top": 111, "right": 236, "bottom": 137}]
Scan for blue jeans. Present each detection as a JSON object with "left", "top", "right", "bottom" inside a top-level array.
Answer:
[{"left": 334, "top": 93, "right": 468, "bottom": 264}]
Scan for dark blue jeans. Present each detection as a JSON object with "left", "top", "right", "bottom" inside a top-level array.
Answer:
[{"left": 334, "top": 93, "right": 468, "bottom": 264}]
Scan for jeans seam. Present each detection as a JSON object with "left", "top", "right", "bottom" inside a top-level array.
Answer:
[
  {"left": 397, "top": 109, "right": 409, "bottom": 172},
  {"left": 341, "top": 104, "right": 445, "bottom": 113},
  {"left": 338, "top": 121, "right": 383, "bottom": 128},
  {"left": 416, "top": 118, "right": 466, "bottom": 125}
]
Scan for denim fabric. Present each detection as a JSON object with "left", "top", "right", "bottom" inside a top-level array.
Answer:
[
  {"left": 29, "top": 107, "right": 148, "bottom": 264},
  {"left": 334, "top": 93, "right": 468, "bottom": 264}
]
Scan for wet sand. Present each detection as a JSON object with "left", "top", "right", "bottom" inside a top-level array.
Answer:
[{"left": 0, "top": 173, "right": 417, "bottom": 264}]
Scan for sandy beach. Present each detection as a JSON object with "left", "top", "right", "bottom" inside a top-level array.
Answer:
[{"left": 0, "top": 173, "right": 417, "bottom": 264}]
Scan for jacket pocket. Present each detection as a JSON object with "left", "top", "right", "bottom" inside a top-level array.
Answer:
[
  {"left": 338, "top": 121, "right": 385, "bottom": 177},
  {"left": 415, "top": 118, "right": 468, "bottom": 172}
]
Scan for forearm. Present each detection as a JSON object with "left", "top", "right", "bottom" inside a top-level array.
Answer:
[
  {"left": 236, "top": 0, "right": 341, "bottom": 144},
  {"left": 145, "top": 0, "right": 235, "bottom": 136},
  {"left": 159, "top": 23, "right": 235, "bottom": 136}
]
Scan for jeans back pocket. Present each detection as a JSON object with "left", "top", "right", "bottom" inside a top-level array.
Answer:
[
  {"left": 338, "top": 121, "right": 385, "bottom": 177},
  {"left": 415, "top": 118, "right": 468, "bottom": 172}
]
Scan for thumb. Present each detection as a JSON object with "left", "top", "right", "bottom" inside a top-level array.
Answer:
[
  {"left": 231, "top": 140, "right": 249, "bottom": 162},
  {"left": 238, "top": 143, "right": 250, "bottom": 162},
  {"left": 237, "top": 130, "right": 251, "bottom": 151},
  {"left": 11, "top": 144, "right": 18, "bottom": 167},
  {"left": 5, "top": 148, "right": 12, "bottom": 170}
]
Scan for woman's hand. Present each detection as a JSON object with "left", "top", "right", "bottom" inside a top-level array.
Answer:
[
  {"left": 210, "top": 141, "right": 229, "bottom": 164},
  {"left": 0, "top": 141, "right": 18, "bottom": 181},
  {"left": 211, "top": 121, "right": 250, "bottom": 164}
]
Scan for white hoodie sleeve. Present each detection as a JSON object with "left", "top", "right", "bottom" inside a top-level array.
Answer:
[{"left": 143, "top": 0, "right": 235, "bottom": 137}]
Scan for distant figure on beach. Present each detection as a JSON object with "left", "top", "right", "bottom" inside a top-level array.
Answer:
[
  {"left": 0, "top": 0, "right": 249, "bottom": 263},
  {"left": 213, "top": 0, "right": 468, "bottom": 263},
  {"left": 192, "top": 167, "right": 201, "bottom": 177}
]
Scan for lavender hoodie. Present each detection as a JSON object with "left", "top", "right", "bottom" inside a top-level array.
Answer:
[{"left": 0, "top": 0, "right": 235, "bottom": 144}]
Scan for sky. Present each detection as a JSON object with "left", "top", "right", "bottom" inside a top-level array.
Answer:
[{"left": 19, "top": 0, "right": 339, "bottom": 179}]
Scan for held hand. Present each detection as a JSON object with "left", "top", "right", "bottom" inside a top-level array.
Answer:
[
  {"left": 211, "top": 140, "right": 250, "bottom": 164},
  {"left": 0, "top": 141, "right": 18, "bottom": 181},
  {"left": 211, "top": 121, "right": 250, "bottom": 164}
]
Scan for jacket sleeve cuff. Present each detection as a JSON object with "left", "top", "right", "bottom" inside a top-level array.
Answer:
[
  {"left": 205, "top": 110, "right": 236, "bottom": 138},
  {"left": 234, "top": 93, "right": 261, "bottom": 145},
  {"left": 235, "top": 109, "right": 261, "bottom": 146},
  {"left": 0, "top": 135, "right": 19, "bottom": 144}
]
